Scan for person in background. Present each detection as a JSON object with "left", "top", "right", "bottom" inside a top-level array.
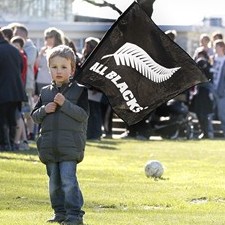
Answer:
[
  {"left": 101, "top": 94, "right": 113, "bottom": 139},
  {"left": 190, "top": 33, "right": 215, "bottom": 138},
  {"left": 165, "top": 29, "right": 177, "bottom": 42},
  {"left": 10, "top": 35, "right": 30, "bottom": 150},
  {"left": 35, "top": 27, "right": 65, "bottom": 95},
  {"left": 31, "top": 45, "right": 88, "bottom": 225},
  {"left": 1, "top": 26, "right": 13, "bottom": 42},
  {"left": 211, "top": 31, "right": 223, "bottom": 43},
  {"left": 12, "top": 23, "right": 38, "bottom": 141},
  {"left": 81, "top": 37, "right": 103, "bottom": 141},
  {"left": 11, "top": 35, "right": 30, "bottom": 150},
  {"left": 193, "top": 33, "right": 214, "bottom": 60},
  {"left": 0, "top": 29, "right": 27, "bottom": 151},
  {"left": 11, "top": 36, "right": 27, "bottom": 86},
  {"left": 211, "top": 39, "right": 225, "bottom": 137},
  {"left": 33, "top": 27, "right": 65, "bottom": 137},
  {"left": 208, "top": 31, "right": 223, "bottom": 121},
  {"left": 64, "top": 36, "right": 82, "bottom": 76},
  {"left": 189, "top": 48, "right": 214, "bottom": 139}
]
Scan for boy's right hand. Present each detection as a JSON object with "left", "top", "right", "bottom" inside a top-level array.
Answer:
[{"left": 45, "top": 102, "right": 57, "bottom": 113}]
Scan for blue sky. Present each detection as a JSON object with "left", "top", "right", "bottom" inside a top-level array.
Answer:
[{"left": 73, "top": 0, "right": 225, "bottom": 25}]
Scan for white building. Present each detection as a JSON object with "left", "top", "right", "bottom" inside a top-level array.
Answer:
[{"left": 0, "top": 0, "right": 113, "bottom": 52}]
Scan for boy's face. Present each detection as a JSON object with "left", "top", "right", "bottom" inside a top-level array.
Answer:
[{"left": 49, "top": 56, "right": 74, "bottom": 85}]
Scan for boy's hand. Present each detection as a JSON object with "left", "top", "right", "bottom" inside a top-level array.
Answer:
[
  {"left": 45, "top": 102, "right": 57, "bottom": 113},
  {"left": 54, "top": 93, "right": 65, "bottom": 106}
]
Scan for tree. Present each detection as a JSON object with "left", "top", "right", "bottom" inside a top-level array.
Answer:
[
  {"left": 0, "top": 0, "right": 74, "bottom": 21},
  {"left": 82, "top": 0, "right": 122, "bottom": 15}
]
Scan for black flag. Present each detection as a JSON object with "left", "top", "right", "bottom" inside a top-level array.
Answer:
[{"left": 77, "top": 1, "right": 207, "bottom": 125}]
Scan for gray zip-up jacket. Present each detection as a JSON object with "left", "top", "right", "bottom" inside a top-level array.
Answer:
[
  {"left": 31, "top": 81, "right": 89, "bottom": 164},
  {"left": 24, "top": 39, "right": 38, "bottom": 91}
]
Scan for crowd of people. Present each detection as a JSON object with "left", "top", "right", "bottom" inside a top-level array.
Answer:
[
  {"left": 0, "top": 23, "right": 114, "bottom": 152},
  {"left": 189, "top": 31, "right": 225, "bottom": 139},
  {"left": 1, "top": 24, "right": 225, "bottom": 152},
  {"left": 122, "top": 30, "right": 225, "bottom": 140}
]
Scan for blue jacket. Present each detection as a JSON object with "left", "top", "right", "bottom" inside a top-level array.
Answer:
[{"left": 217, "top": 62, "right": 225, "bottom": 98}]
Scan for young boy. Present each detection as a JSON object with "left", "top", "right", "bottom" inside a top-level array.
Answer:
[{"left": 31, "top": 45, "right": 89, "bottom": 225}]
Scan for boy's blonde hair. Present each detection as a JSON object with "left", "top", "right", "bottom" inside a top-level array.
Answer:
[{"left": 47, "top": 45, "right": 76, "bottom": 71}]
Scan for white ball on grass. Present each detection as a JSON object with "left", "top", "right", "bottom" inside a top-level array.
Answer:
[{"left": 145, "top": 160, "right": 164, "bottom": 178}]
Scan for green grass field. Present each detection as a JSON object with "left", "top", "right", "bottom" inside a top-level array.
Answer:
[{"left": 1, "top": 139, "right": 225, "bottom": 225}]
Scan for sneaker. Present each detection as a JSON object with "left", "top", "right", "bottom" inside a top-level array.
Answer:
[
  {"left": 27, "top": 132, "right": 35, "bottom": 140},
  {"left": 19, "top": 141, "right": 30, "bottom": 151},
  {"left": 47, "top": 215, "right": 65, "bottom": 223},
  {"left": 13, "top": 143, "right": 20, "bottom": 151},
  {"left": 61, "top": 219, "right": 84, "bottom": 225},
  {"left": 0, "top": 145, "right": 7, "bottom": 151},
  {"left": 136, "top": 135, "right": 148, "bottom": 140},
  {"left": 2, "top": 144, "right": 13, "bottom": 151}
]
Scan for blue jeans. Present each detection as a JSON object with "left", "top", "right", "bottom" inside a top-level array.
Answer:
[
  {"left": 214, "top": 94, "right": 225, "bottom": 137},
  {"left": 46, "top": 161, "right": 85, "bottom": 221}
]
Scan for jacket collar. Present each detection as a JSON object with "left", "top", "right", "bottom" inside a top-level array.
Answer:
[{"left": 52, "top": 79, "right": 74, "bottom": 94}]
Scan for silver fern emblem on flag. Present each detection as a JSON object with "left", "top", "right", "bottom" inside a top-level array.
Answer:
[{"left": 101, "top": 42, "right": 181, "bottom": 83}]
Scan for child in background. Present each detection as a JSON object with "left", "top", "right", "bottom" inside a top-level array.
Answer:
[
  {"left": 189, "top": 48, "right": 214, "bottom": 138},
  {"left": 11, "top": 35, "right": 30, "bottom": 150},
  {"left": 11, "top": 36, "right": 27, "bottom": 86},
  {"left": 31, "top": 45, "right": 89, "bottom": 225}
]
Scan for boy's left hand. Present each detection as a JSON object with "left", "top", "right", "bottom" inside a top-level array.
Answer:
[{"left": 54, "top": 93, "right": 65, "bottom": 106}]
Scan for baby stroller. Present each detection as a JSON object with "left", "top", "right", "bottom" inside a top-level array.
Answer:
[{"left": 146, "top": 99, "right": 196, "bottom": 139}]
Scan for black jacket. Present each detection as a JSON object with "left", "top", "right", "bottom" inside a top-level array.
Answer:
[{"left": 0, "top": 38, "right": 27, "bottom": 104}]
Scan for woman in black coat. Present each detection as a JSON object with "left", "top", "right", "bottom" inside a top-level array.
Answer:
[
  {"left": 0, "top": 30, "right": 27, "bottom": 151},
  {"left": 189, "top": 49, "right": 214, "bottom": 139}
]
